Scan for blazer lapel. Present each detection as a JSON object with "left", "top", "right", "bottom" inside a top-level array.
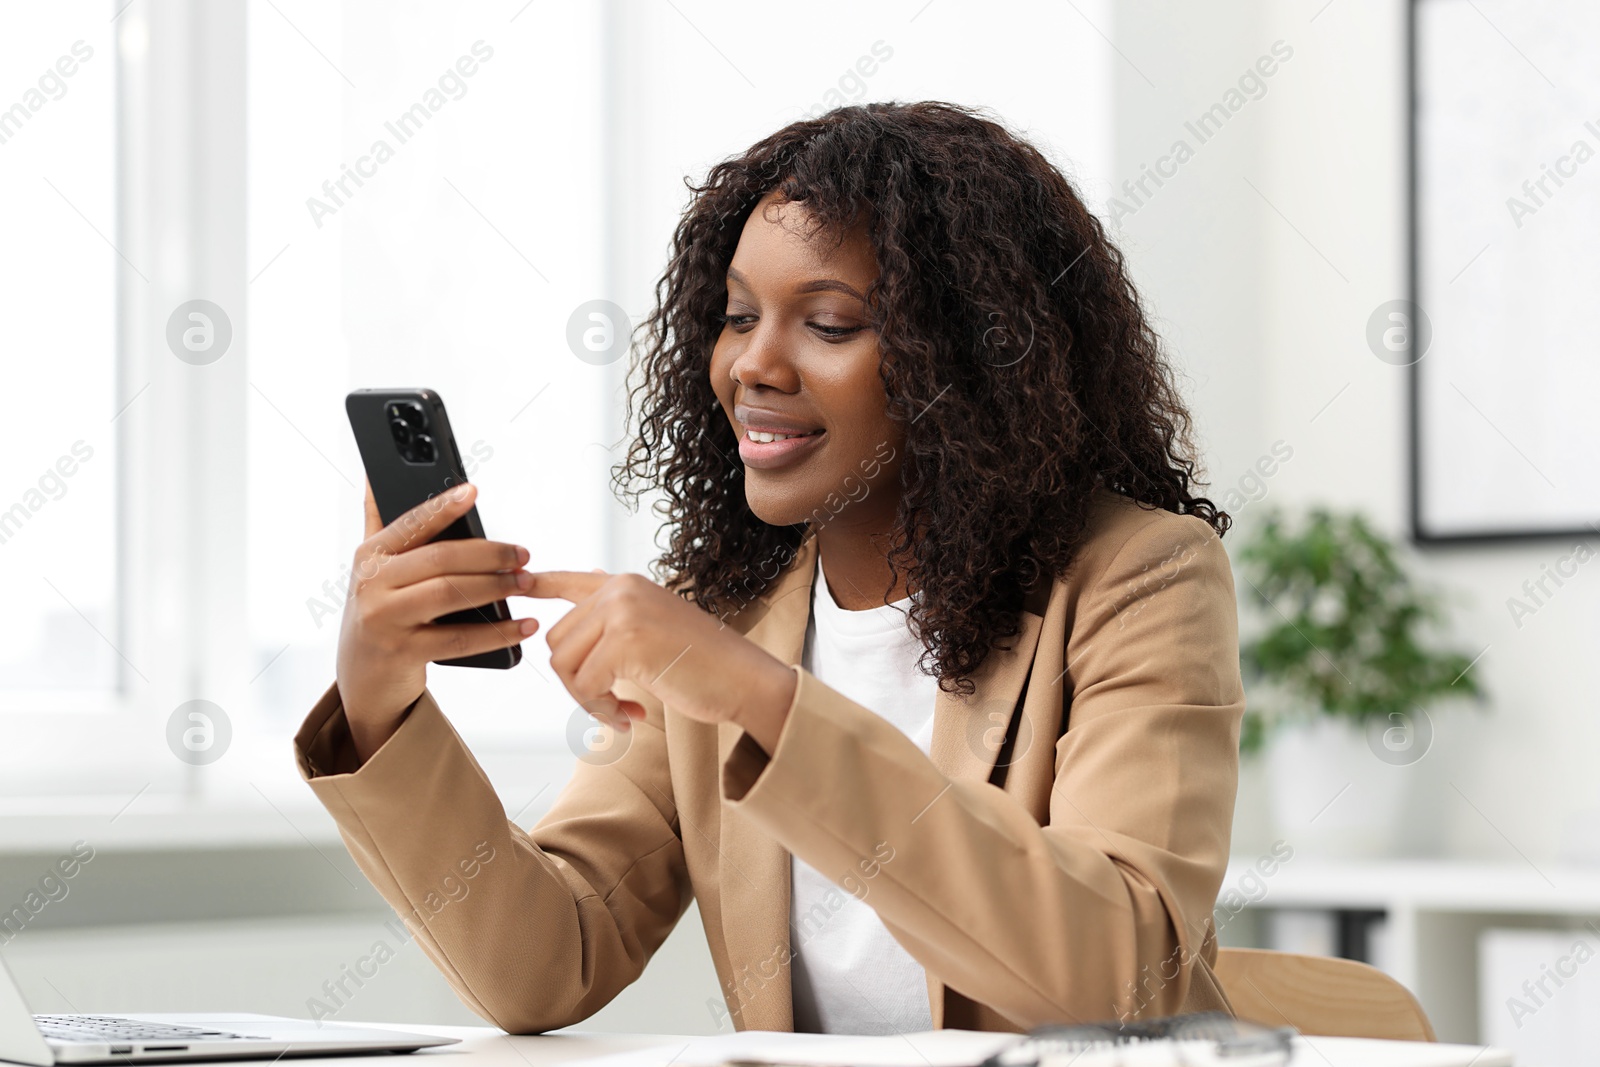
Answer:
[
  {"left": 922, "top": 580, "right": 1050, "bottom": 1027},
  {"left": 926, "top": 583, "right": 1049, "bottom": 783},
  {"left": 717, "top": 533, "right": 819, "bottom": 1032}
]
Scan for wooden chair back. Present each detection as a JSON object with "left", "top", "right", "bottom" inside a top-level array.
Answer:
[{"left": 1215, "top": 947, "right": 1436, "bottom": 1042}]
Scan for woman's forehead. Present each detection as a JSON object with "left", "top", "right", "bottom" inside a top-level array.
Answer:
[{"left": 733, "top": 193, "right": 875, "bottom": 281}]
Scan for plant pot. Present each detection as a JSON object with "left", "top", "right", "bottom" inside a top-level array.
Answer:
[{"left": 1263, "top": 715, "right": 1417, "bottom": 859}]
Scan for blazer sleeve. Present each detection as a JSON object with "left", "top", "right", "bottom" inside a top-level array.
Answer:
[
  {"left": 292, "top": 678, "right": 689, "bottom": 1033},
  {"left": 720, "top": 510, "right": 1243, "bottom": 1028}
]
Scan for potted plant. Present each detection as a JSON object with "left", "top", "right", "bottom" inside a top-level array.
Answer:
[{"left": 1234, "top": 507, "right": 1486, "bottom": 856}]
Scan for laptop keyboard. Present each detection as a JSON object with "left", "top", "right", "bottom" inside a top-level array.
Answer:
[{"left": 34, "top": 1016, "right": 264, "bottom": 1044}]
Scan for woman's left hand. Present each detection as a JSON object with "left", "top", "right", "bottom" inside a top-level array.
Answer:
[{"left": 527, "top": 571, "right": 798, "bottom": 753}]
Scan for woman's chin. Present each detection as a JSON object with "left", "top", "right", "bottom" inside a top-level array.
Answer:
[
  {"left": 747, "top": 504, "right": 811, "bottom": 530},
  {"left": 744, "top": 488, "right": 821, "bottom": 530}
]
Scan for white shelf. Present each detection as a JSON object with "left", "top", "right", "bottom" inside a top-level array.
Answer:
[
  {"left": 0, "top": 744, "right": 572, "bottom": 854},
  {"left": 0, "top": 794, "right": 345, "bottom": 852},
  {"left": 1223, "top": 855, "right": 1600, "bottom": 1046},
  {"left": 1224, "top": 856, "right": 1600, "bottom": 915}
]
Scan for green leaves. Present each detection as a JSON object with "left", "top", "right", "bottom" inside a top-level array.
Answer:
[{"left": 1235, "top": 508, "right": 1485, "bottom": 754}]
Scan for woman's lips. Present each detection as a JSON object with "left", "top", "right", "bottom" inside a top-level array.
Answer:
[{"left": 737, "top": 428, "right": 826, "bottom": 470}]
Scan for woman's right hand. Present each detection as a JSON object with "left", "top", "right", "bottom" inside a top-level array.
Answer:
[{"left": 336, "top": 481, "right": 539, "bottom": 763}]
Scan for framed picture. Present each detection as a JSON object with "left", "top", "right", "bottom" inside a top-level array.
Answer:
[{"left": 1409, "top": 0, "right": 1600, "bottom": 543}]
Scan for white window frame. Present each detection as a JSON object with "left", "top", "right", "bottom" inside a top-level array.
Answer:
[
  {"left": 3, "top": 0, "right": 633, "bottom": 809},
  {"left": 0, "top": 3, "right": 249, "bottom": 802}
]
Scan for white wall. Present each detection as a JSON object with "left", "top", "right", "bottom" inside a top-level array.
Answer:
[
  {"left": 1110, "top": 0, "right": 1600, "bottom": 865},
  {"left": 604, "top": 0, "right": 1116, "bottom": 572}
]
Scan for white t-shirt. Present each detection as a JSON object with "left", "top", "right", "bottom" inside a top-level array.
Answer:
[{"left": 789, "top": 552, "right": 938, "bottom": 1035}]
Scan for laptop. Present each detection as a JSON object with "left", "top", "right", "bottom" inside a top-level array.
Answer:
[{"left": 0, "top": 953, "right": 458, "bottom": 1064}]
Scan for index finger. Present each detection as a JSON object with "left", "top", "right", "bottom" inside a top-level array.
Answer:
[
  {"left": 525, "top": 570, "right": 609, "bottom": 602},
  {"left": 362, "top": 480, "right": 383, "bottom": 540},
  {"left": 369, "top": 482, "right": 477, "bottom": 555}
]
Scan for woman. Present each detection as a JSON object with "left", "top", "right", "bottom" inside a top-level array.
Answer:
[{"left": 294, "top": 101, "right": 1244, "bottom": 1035}]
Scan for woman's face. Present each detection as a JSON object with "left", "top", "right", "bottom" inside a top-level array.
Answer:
[{"left": 710, "top": 191, "right": 904, "bottom": 530}]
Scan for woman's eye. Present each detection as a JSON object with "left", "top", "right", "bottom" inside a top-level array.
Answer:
[
  {"left": 812, "top": 323, "right": 862, "bottom": 338},
  {"left": 716, "top": 313, "right": 861, "bottom": 339}
]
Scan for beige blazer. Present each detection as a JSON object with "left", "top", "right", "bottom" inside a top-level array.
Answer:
[{"left": 294, "top": 490, "right": 1244, "bottom": 1034}]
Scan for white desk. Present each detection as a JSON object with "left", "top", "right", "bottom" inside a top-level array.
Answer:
[
  {"left": 321, "top": 1026, "right": 679, "bottom": 1067},
  {"left": 282, "top": 1027, "right": 999, "bottom": 1067},
  {"left": 330, "top": 1023, "right": 1514, "bottom": 1067}
]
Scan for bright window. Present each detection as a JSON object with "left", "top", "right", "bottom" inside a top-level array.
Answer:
[{"left": 0, "top": 11, "right": 118, "bottom": 708}]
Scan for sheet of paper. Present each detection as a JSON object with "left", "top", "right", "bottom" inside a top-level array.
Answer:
[
  {"left": 563, "top": 1028, "right": 1016, "bottom": 1067},
  {"left": 1293, "top": 1037, "right": 1514, "bottom": 1067}
]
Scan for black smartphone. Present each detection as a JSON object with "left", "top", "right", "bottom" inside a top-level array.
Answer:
[{"left": 345, "top": 388, "right": 521, "bottom": 669}]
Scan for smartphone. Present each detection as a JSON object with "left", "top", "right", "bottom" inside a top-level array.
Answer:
[{"left": 345, "top": 388, "right": 521, "bottom": 669}]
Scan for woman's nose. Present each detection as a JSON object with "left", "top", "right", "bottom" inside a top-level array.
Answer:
[{"left": 728, "top": 322, "right": 800, "bottom": 392}]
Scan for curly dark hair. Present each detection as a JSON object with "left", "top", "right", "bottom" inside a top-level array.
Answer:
[{"left": 613, "top": 100, "right": 1227, "bottom": 695}]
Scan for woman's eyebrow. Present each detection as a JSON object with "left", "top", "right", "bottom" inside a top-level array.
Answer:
[
  {"left": 726, "top": 267, "right": 864, "bottom": 301},
  {"left": 797, "top": 278, "right": 865, "bottom": 300}
]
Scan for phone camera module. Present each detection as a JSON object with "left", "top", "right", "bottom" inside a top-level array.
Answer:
[{"left": 384, "top": 399, "right": 435, "bottom": 464}]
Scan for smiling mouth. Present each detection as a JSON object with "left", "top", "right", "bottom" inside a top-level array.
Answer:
[
  {"left": 744, "top": 429, "right": 822, "bottom": 443},
  {"left": 737, "top": 427, "right": 827, "bottom": 470}
]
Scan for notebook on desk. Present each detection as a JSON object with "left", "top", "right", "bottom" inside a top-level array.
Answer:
[
  {"left": 976, "top": 1012, "right": 1292, "bottom": 1067},
  {"left": 975, "top": 1014, "right": 1513, "bottom": 1067}
]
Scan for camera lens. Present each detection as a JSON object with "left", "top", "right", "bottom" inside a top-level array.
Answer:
[
  {"left": 399, "top": 402, "right": 426, "bottom": 428},
  {"left": 412, "top": 434, "right": 437, "bottom": 463},
  {"left": 389, "top": 418, "right": 412, "bottom": 443}
]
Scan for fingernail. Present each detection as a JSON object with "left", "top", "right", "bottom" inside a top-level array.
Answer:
[
  {"left": 450, "top": 483, "right": 473, "bottom": 502},
  {"left": 516, "top": 546, "right": 530, "bottom": 566},
  {"left": 516, "top": 572, "right": 534, "bottom": 591},
  {"left": 519, "top": 618, "right": 538, "bottom": 635}
]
